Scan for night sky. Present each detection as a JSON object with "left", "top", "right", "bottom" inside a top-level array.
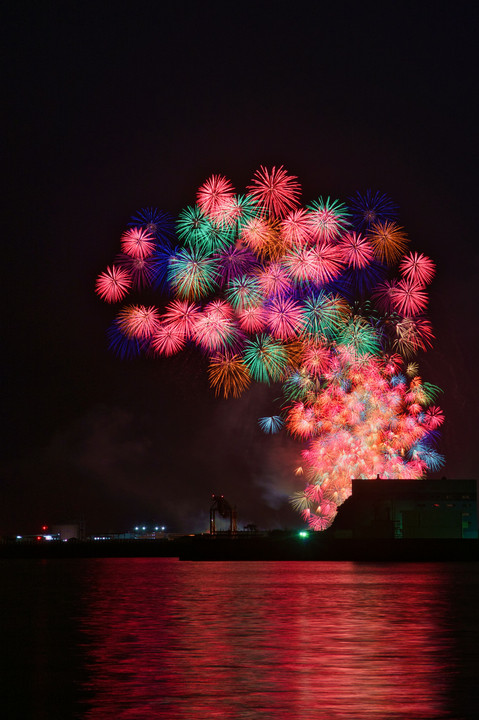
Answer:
[{"left": 3, "top": 1, "right": 478, "bottom": 536}]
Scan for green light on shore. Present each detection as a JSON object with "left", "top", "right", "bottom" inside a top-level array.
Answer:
[{"left": 298, "top": 531, "right": 309, "bottom": 539}]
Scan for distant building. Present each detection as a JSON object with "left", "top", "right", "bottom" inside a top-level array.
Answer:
[
  {"left": 333, "top": 478, "right": 478, "bottom": 540},
  {"left": 51, "top": 523, "right": 82, "bottom": 541}
]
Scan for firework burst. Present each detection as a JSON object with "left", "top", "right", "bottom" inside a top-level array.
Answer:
[
  {"left": 399, "top": 251, "right": 436, "bottom": 285},
  {"left": 117, "top": 305, "right": 161, "bottom": 340},
  {"left": 167, "top": 248, "right": 219, "bottom": 299},
  {"left": 247, "top": 166, "right": 301, "bottom": 218},
  {"left": 208, "top": 353, "right": 251, "bottom": 398},
  {"left": 196, "top": 174, "right": 235, "bottom": 221},
  {"left": 265, "top": 296, "right": 306, "bottom": 340},
  {"left": 390, "top": 278, "right": 429, "bottom": 317},
  {"left": 306, "top": 197, "right": 350, "bottom": 242},
  {"left": 121, "top": 227, "right": 156, "bottom": 259},
  {"left": 367, "top": 221, "right": 409, "bottom": 265},
  {"left": 95, "top": 265, "right": 132, "bottom": 303},
  {"left": 96, "top": 166, "right": 444, "bottom": 532},
  {"left": 338, "top": 232, "right": 375, "bottom": 269},
  {"left": 258, "top": 416, "right": 284, "bottom": 434},
  {"left": 243, "top": 334, "right": 288, "bottom": 383},
  {"left": 151, "top": 323, "right": 186, "bottom": 356},
  {"left": 347, "top": 190, "right": 399, "bottom": 229}
]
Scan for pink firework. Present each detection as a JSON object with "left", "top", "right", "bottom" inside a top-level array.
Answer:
[
  {"left": 196, "top": 175, "right": 235, "bottom": 221},
  {"left": 282, "top": 246, "right": 322, "bottom": 286},
  {"left": 162, "top": 299, "right": 201, "bottom": 339},
  {"left": 312, "top": 243, "right": 345, "bottom": 284},
  {"left": 256, "top": 262, "right": 293, "bottom": 296},
  {"left": 95, "top": 265, "right": 132, "bottom": 303},
  {"left": 308, "top": 513, "right": 336, "bottom": 531},
  {"left": 151, "top": 323, "right": 186, "bottom": 356},
  {"left": 371, "top": 279, "right": 398, "bottom": 313},
  {"left": 216, "top": 246, "right": 258, "bottom": 285},
  {"left": 399, "top": 251, "right": 436, "bottom": 285},
  {"left": 210, "top": 195, "right": 242, "bottom": 228},
  {"left": 382, "top": 353, "right": 404, "bottom": 376},
  {"left": 204, "top": 299, "right": 235, "bottom": 321},
  {"left": 118, "top": 305, "right": 161, "bottom": 340},
  {"left": 395, "top": 317, "right": 435, "bottom": 354},
  {"left": 266, "top": 296, "right": 305, "bottom": 339},
  {"left": 286, "top": 402, "right": 317, "bottom": 438},
  {"left": 306, "top": 198, "right": 350, "bottom": 243},
  {"left": 302, "top": 342, "right": 331, "bottom": 376},
  {"left": 338, "top": 232, "right": 375, "bottom": 269},
  {"left": 236, "top": 304, "right": 268, "bottom": 334},
  {"left": 240, "top": 216, "right": 274, "bottom": 256},
  {"left": 194, "top": 302, "right": 238, "bottom": 352},
  {"left": 247, "top": 165, "right": 301, "bottom": 218},
  {"left": 116, "top": 254, "right": 157, "bottom": 290},
  {"left": 279, "top": 208, "right": 311, "bottom": 247},
  {"left": 424, "top": 406, "right": 445, "bottom": 429},
  {"left": 390, "top": 278, "right": 429, "bottom": 316},
  {"left": 120, "top": 227, "right": 156, "bottom": 259}
]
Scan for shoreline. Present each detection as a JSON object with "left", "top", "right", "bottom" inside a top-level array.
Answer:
[{"left": 2, "top": 535, "right": 478, "bottom": 561}]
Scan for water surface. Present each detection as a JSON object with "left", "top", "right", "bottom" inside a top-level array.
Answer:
[{"left": 2, "top": 558, "right": 478, "bottom": 719}]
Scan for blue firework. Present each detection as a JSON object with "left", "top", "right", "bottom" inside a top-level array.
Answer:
[
  {"left": 347, "top": 190, "right": 399, "bottom": 230},
  {"left": 258, "top": 416, "right": 284, "bottom": 433},
  {"left": 128, "top": 207, "right": 176, "bottom": 242},
  {"left": 107, "top": 319, "right": 143, "bottom": 359},
  {"left": 408, "top": 441, "right": 445, "bottom": 472},
  {"left": 150, "top": 242, "right": 178, "bottom": 292}
]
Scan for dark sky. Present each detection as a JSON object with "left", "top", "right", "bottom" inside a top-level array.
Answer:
[{"left": 3, "top": 1, "right": 478, "bottom": 535}]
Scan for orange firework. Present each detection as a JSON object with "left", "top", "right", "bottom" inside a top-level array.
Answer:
[
  {"left": 367, "top": 220, "right": 409, "bottom": 265},
  {"left": 208, "top": 353, "right": 251, "bottom": 398}
]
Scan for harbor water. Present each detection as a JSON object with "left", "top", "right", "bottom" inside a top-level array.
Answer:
[{"left": 1, "top": 558, "right": 479, "bottom": 719}]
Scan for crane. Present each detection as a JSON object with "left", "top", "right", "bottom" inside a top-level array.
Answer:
[{"left": 209, "top": 494, "right": 237, "bottom": 535}]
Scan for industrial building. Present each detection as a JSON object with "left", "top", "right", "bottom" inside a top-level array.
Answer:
[{"left": 333, "top": 478, "right": 478, "bottom": 540}]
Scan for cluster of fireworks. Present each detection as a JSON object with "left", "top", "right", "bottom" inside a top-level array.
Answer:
[{"left": 96, "top": 166, "right": 444, "bottom": 530}]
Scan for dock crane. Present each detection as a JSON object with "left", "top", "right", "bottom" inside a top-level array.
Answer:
[{"left": 209, "top": 494, "right": 237, "bottom": 535}]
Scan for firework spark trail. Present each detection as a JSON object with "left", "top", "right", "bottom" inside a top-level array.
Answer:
[{"left": 96, "top": 167, "right": 444, "bottom": 531}]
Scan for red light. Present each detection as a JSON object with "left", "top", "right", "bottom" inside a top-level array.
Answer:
[
  {"left": 36, "top": 536, "right": 42, "bottom": 541},
  {"left": 42, "top": 525, "right": 48, "bottom": 531}
]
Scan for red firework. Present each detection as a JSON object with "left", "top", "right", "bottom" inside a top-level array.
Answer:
[
  {"left": 194, "top": 301, "right": 238, "bottom": 352},
  {"left": 282, "top": 246, "right": 322, "bottom": 285},
  {"left": 280, "top": 208, "right": 311, "bottom": 247},
  {"left": 95, "top": 265, "right": 132, "bottom": 303},
  {"left": 338, "top": 232, "right": 374, "bottom": 269},
  {"left": 390, "top": 278, "right": 429, "bottom": 316},
  {"left": 247, "top": 165, "right": 301, "bottom": 218},
  {"left": 256, "top": 262, "right": 293, "bottom": 296},
  {"left": 120, "top": 227, "right": 156, "bottom": 259},
  {"left": 266, "top": 296, "right": 305, "bottom": 339},
  {"left": 236, "top": 305, "right": 268, "bottom": 334},
  {"left": 196, "top": 174, "right": 235, "bottom": 221},
  {"left": 162, "top": 299, "right": 201, "bottom": 339},
  {"left": 302, "top": 342, "right": 331, "bottom": 376},
  {"left": 118, "top": 305, "right": 161, "bottom": 339},
  {"left": 394, "top": 317, "right": 435, "bottom": 355},
  {"left": 399, "top": 251, "right": 436, "bottom": 285},
  {"left": 306, "top": 198, "right": 349, "bottom": 243},
  {"left": 312, "top": 243, "right": 345, "bottom": 284},
  {"left": 424, "top": 406, "right": 445, "bottom": 429},
  {"left": 151, "top": 323, "right": 186, "bottom": 356},
  {"left": 204, "top": 299, "right": 235, "bottom": 320},
  {"left": 371, "top": 279, "right": 399, "bottom": 313}
]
